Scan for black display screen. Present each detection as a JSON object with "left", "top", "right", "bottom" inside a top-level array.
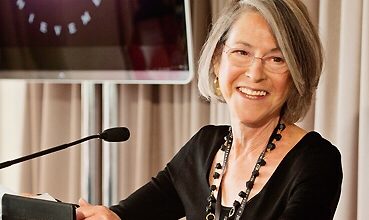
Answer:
[{"left": 0, "top": 0, "right": 193, "bottom": 83}]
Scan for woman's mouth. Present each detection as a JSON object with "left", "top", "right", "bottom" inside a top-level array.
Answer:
[{"left": 238, "top": 87, "right": 268, "bottom": 99}]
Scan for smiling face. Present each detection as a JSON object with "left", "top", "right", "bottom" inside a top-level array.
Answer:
[{"left": 215, "top": 11, "right": 292, "bottom": 128}]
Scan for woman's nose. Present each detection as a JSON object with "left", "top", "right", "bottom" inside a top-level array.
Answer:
[{"left": 245, "top": 57, "right": 266, "bottom": 82}]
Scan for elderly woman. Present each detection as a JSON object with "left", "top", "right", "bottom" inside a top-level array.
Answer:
[{"left": 77, "top": 0, "right": 343, "bottom": 219}]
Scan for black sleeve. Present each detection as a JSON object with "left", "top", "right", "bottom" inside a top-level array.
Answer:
[
  {"left": 110, "top": 167, "right": 185, "bottom": 220},
  {"left": 279, "top": 143, "right": 343, "bottom": 220}
]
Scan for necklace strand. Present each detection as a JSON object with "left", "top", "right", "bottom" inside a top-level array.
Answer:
[{"left": 205, "top": 121, "right": 285, "bottom": 220}]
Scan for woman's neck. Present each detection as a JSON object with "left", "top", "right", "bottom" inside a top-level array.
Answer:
[{"left": 230, "top": 117, "right": 281, "bottom": 156}]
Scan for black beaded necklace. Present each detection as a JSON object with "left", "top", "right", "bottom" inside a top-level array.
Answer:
[{"left": 205, "top": 120, "right": 286, "bottom": 220}]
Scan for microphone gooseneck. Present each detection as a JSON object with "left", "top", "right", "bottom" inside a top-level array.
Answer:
[{"left": 0, "top": 127, "right": 130, "bottom": 169}]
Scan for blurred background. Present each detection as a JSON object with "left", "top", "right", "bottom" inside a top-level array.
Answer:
[{"left": 0, "top": 1, "right": 368, "bottom": 220}]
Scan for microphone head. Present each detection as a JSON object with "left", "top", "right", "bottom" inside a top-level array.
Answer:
[{"left": 99, "top": 127, "right": 130, "bottom": 142}]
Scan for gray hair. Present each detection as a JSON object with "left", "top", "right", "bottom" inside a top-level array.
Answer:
[{"left": 197, "top": 0, "right": 323, "bottom": 123}]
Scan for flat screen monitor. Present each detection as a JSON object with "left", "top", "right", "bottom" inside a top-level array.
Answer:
[{"left": 0, "top": 0, "right": 194, "bottom": 84}]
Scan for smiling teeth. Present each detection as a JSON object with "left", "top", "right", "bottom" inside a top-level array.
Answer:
[{"left": 238, "top": 87, "right": 267, "bottom": 96}]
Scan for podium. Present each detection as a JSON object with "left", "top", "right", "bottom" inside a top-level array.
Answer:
[{"left": 2, "top": 194, "right": 77, "bottom": 220}]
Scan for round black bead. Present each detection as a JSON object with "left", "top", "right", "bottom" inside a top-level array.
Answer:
[
  {"left": 233, "top": 200, "right": 241, "bottom": 208},
  {"left": 279, "top": 123, "right": 286, "bottom": 131},
  {"left": 246, "top": 180, "right": 254, "bottom": 189},
  {"left": 215, "top": 163, "right": 222, "bottom": 169},
  {"left": 213, "top": 172, "right": 220, "bottom": 179},
  {"left": 274, "top": 133, "right": 282, "bottom": 141},
  {"left": 267, "top": 143, "right": 276, "bottom": 151},
  {"left": 221, "top": 144, "right": 227, "bottom": 151},
  {"left": 258, "top": 158, "right": 266, "bottom": 166},
  {"left": 210, "top": 185, "right": 217, "bottom": 191},
  {"left": 238, "top": 191, "right": 246, "bottom": 198},
  {"left": 252, "top": 170, "right": 259, "bottom": 177}
]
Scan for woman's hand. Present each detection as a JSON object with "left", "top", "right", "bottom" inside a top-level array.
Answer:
[{"left": 76, "top": 198, "right": 121, "bottom": 220}]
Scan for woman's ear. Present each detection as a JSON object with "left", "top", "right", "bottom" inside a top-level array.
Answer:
[
  {"left": 212, "top": 44, "right": 224, "bottom": 77},
  {"left": 213, "top": 61, "right": 220, "bottom": 77},
  {"left": 212, "top": 53, "right": 221, "bottom": 77},
  {"left": 212, "top": 52, "right": 223, "bottom": 97}
]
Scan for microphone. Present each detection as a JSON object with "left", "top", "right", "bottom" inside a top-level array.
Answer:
[
  {"left": 0, "top": 127, "right": 130, "bottom": 169},
  {"left": 99, "top": 127, "right": 130, "bottom": 142}
]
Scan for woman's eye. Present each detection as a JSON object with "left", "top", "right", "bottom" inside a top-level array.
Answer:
[
  {"left": 271, "top": 57, "right": 284, "bottom": 63},
  {"left": 234, "top": 50, "right": 249, "bottom": 56}
]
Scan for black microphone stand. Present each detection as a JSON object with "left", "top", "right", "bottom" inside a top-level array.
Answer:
[{"left": 0, "top": 134, "right": 99, "bottom": 169}]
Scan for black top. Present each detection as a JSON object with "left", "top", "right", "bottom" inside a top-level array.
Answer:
[{"left": 110, "top": 125, "right": 343, "bottom": 220}]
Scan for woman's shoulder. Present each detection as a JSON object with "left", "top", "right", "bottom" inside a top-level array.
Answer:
[
  {"left": 286, "top": 124, "right": 340, "bottom": 158},
  {"left": 280, "top": 124, "right": 342, "bottom": 175},
  {"left": 291, "top": 131, "right": 343, "bottom": 183},
  {"left": 285, "top": 130, "right": 342, "bottom": 177},
  {"left": 299, "top": 131, "right": 341, "bottom": 157}
]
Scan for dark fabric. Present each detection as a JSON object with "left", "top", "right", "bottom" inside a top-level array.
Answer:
[
  {"left": 110, "top": 125, "right": 343, "bottom": 220},
  {"left": 220, "top": 205, "right": 231, "bottom": 219}
]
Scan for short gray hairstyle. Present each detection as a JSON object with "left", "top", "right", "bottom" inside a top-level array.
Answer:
[{"left": 198, "top": 0, "right": 323, "bottom": 123}]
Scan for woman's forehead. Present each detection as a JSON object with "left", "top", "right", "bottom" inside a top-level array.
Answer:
[{"left": 226, "top": 11, "right": 278, "bottom": 50}]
